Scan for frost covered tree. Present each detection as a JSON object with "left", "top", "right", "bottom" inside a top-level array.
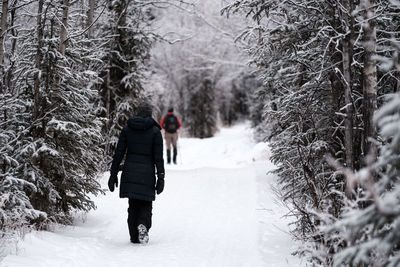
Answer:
[
  {"left": 186, "top": 78, "right": 217, "bottom": 138},
  {"left": 313, "top": 4, "right": 400, "bottom": 263},
  {"left": 0, "top": 0, "right": 105, "bottom": 231},
  {"left": 146, "top": 0, "right": 254, "bottom": 136},
  {"left": 223, "top": 0, "right": 347, "bottom": 241},
  {"left": 0, "top": 95, "right": 47, "bottom": 232},
  {"left": 95, "top": 0, "right": 154, "bottom": 157},
  {"left": 316, "top": 93, "right": 400, "bottom": 266},
  {"left": 0, "top": 0, "right": 160, "bottom": 234},
  {"left": 223, "top": 0, "right": 400, "bottom": 264},
  {"left": 1, "top": 0, "right": 19, "bottom": 94},
  {"left": 0, "top": 0, "right": 8, "bottom": 68},
  {"left": 217, "top": 72, "right": 258, "bottom": 126}
]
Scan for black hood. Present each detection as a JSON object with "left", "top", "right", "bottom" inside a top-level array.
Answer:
[{"left": 127, "top": 116, "right": 161, "bottom": 131}]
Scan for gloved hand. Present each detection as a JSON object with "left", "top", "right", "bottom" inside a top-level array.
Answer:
[
  {"left": 156, "top": 173, "right": 165, "bottom": 195},
  {"left": 108, "top": 172, "right": 118, "bottom": 192}
]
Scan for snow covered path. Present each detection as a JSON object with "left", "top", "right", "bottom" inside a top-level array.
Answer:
[{"left": 1, "top": 123, "right": 301, "bottom": 267}]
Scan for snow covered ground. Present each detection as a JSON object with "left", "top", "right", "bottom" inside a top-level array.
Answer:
[{"left": 0, "top": 123, "right": 302, "bottom": 267}]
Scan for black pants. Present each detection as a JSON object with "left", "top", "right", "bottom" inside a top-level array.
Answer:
[{"left": 127, "top": 199, "right": 153, "bottom": 242}]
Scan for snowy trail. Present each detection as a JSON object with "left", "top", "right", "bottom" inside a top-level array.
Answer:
[{"left": 1, "top": 123, "right": 301, "bottom": 267}]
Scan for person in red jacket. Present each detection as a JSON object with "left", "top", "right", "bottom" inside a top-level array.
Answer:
[{"left": 160, "top": 107, "right": 182, "bottom": 164}]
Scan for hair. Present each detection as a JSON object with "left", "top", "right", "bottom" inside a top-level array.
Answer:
[
  {"left": 168, "top": 107, "right": 174, "bottom": 113},
  {"left": 137, "top": 102, "right": 153, "bottom": 117}
]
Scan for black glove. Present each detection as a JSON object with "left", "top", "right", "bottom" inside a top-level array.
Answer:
[
  {"left": 156, "top": 173, "right": 165, "bottom": 195},
  {"left": 108, "top": 173, "right": 118, "bottom": 192}
]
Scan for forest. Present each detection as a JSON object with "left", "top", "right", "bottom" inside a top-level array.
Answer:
[{"left": 1, "top": 0, "right": 400, "bottom": 266}]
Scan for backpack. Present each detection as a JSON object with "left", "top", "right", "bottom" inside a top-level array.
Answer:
[{"left": 164, "top": 114, "right": 179, "bottom": 133}]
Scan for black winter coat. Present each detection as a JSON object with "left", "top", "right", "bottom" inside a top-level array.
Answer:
[{"left": 110, "top": 116, "right": 165, "bottom": 201}]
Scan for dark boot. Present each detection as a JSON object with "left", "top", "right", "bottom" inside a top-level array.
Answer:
[
  {"left": 128, "top": 199, "right": 152, "bottom": 243},
  {"left": 173, "top": 147, "right": 177, "bottom": 164},
  {"left": 128, "top": 200, "right": 138, "bottom": 243},
  {"left": 167, "top": 149, "right": 171, "bottom": 164}
]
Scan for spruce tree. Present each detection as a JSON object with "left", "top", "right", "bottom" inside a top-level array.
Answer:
[
  {"left": 318, "top": 93, "right": 400, "bottom": 266},
  {"left": 186, "top": 78, "right": 217, "bottom": 138},
  {"left": 0, "top": 0, "right": 157, "bottom": 237},
  {"left": 96, "top": 0, "right": 153, "bottom": 159},
  {"left": 1, "top": 0, "right": 105, "bottom": 230},
  {"left": 223, "top": 0, "right": 400, "bottom": 264}
]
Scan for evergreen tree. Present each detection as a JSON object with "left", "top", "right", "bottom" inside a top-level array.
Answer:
[
  {"left": 223, "top": 0, "right": 346, "bottom": 242},
  {"left": 0, "top": 94, "right": 46, "bottom": 231},
  {"left": 218, "top": 73, "right": 258, "bottom": 126},
  {"left": 0, "top": 0, "right": 156, "bottom": 238},
  {"left": 96, "top": 0, "right": 153, "bottom": 159},
  {"left": 224, "top": 0, "right": 400, "bottom": 264},
  {"left": 1, "top": 0, "right": 105, "bottom": 231},
  {"left": 318, "top": 93, "right": 400, "bottom": 266},
  {"left": 186, "top": 78, "right": 217, "bottom": 138}
]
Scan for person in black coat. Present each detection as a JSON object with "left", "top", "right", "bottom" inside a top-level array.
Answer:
[{"left": 108, "top": 102, "right": 165, "bottom": 244}]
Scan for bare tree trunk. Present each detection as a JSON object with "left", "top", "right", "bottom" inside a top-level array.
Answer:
[
  {"left": 106, "top": 68, "right": 110, "bottom": 120},
  {"left": 6, "top": 1, "right": 17, "bottom": 94},
  {"left": 87, "top": 0, "right": 95, "bottom": 38},
  {"left": 328, "top": 5, "right": 345, "bottom": 161},
  {"left": 361, "top": 0, "right": 377, "bottom": 156},
  {"left": 104, "top": 67, "right": 111, "bottom": 155},
  {"left": 0, "top": 0, "right": 9, "bottom": 93},
  {"left": 34, "top": 0, "right": 44, "bottom": 118},
  {"left": 59, "top": 0, "right": 69, "bottom": 55},
  {"left": 397, "top": 63, "right": 400, "bottom": 92},
  {"left": 0, "top": 0, "right": 8, "bottom": 65},
  {"left": 395, "top": 48, "right": 400, "bottom": 92},
  {"left": 342, "top": 0, "right": 354, "bottom": 169}
]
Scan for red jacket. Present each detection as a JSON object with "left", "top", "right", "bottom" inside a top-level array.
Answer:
[{"left": 160, "top": 112, "right": 182, "bottom": 132}]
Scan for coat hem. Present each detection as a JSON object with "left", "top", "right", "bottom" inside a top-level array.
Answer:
[{"left": 120, "top": 193, "right": 155, "bottom": 202}]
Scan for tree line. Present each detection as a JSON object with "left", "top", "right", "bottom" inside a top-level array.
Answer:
[
  {"left": 147, "top": 0, "right": 257, "bottom": 138},
  {"left": 0, "top": 0, "right": 154, "bottom": 235},
  {"left": 224, "top": 0, "right": 400, "bottom": 265}
]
